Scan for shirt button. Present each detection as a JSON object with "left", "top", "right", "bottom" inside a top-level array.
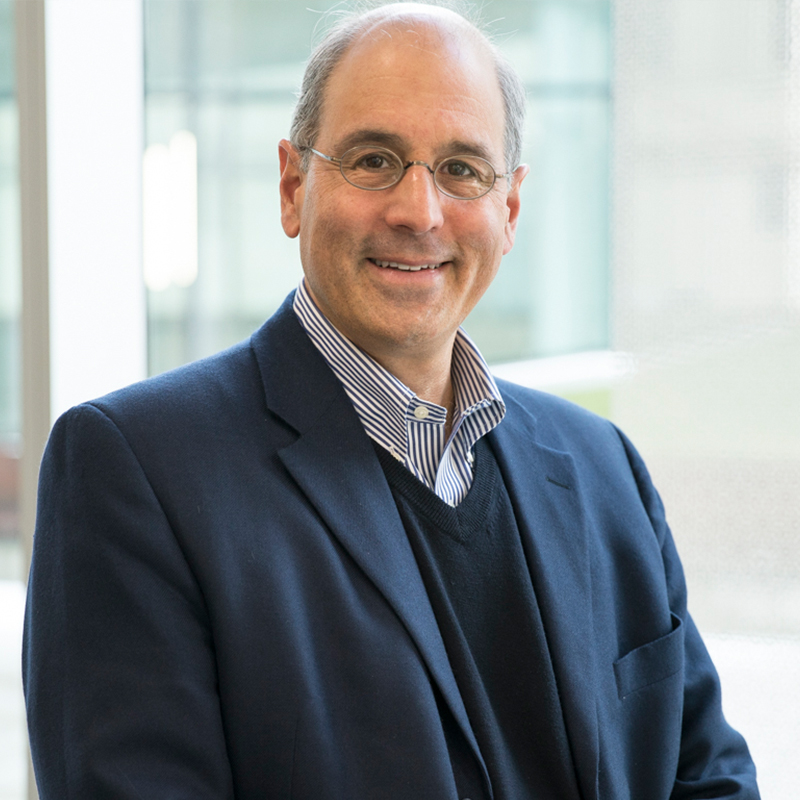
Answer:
[{"left": 413, "top": 406, "right": 429, "bottom": 420}]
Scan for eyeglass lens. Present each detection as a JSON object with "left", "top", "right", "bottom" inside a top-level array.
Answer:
[{"left": 339, "top": 146, "right": 497, "bottom": 198}]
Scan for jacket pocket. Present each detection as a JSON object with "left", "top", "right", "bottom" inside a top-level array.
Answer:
[{"left": 613, "top": 613, "right": 684, "bottom": 700}]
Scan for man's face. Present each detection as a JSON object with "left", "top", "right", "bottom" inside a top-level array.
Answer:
[{"left": 280, "top": 16, "right": 527, "bottom": 364}]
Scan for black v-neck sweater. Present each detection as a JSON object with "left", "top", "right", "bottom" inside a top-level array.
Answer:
[{"left": 374, "top": 437, "right": 580, "bottom": 800}]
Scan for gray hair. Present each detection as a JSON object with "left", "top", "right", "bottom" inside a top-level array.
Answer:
[{"left": 289, "top": 1, "right": 526, "bottom": 173}]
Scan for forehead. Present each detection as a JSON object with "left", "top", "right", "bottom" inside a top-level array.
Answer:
[{"left": 318, "top": 17, "right": 506, "bottom": 158}]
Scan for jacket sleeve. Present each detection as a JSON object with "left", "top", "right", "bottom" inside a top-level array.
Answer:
[
  {"left": 617, "top": 426, "right": 761, "bottom": 800},
  {"left": 23, "top": 402, "right": 235, "bottom": 799}
]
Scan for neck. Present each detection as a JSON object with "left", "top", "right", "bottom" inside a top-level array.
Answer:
[
  {"left": 358, "top": 336, "right": 459, "bottom": 441},
  {"left": 370, "top": 342, "right": 456, "bottom": 427}
]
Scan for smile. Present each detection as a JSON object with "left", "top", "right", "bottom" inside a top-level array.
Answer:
[{"left": 371, "top": 259, "right": 443, "bottom": 272}]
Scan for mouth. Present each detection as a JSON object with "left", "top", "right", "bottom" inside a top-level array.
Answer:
[{"left": 370, "top": 258, "right": 445, "bottom": 272}]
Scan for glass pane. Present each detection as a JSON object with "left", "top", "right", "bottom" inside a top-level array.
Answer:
[{"left": 143, "top": 0, "right": 611, "bottom": 375}]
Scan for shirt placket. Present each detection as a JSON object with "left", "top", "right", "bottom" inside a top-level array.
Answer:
[{"left": 405, "top": 399, "right": 446, "bottom": 490}]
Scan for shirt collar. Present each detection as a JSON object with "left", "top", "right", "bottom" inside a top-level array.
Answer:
[{"left": 293, "top": 279, "right": 503, "bottom": 418}]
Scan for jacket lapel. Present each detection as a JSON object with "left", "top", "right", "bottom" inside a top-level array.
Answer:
[
  {"left": 489, "top": 391, "right": 599, "bottom": 800},
  {"left": 250, "top": 298, "right": 490, "bottom": 788}
]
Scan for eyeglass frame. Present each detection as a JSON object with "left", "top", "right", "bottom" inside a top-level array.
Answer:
[{"left": 296, "top": 144, "right": 515, "bottom": 200}]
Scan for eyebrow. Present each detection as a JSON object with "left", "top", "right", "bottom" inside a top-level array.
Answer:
[
  {"left": 335, "top": 130, "right": 408, "bottom": 153},
  {"left": 333, "top": 129, "right": 497, "bottom": 164}
]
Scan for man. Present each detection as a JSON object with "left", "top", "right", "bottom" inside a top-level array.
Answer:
[{"left": 24, "top": 3, "right": 759, "bottom": 798}]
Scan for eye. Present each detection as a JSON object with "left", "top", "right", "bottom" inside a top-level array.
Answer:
[
  {"left": 439, "top": 159, "right": 477, "bottom": 179},
  {"left": 352, "top": 151, "right": 395, "bottom": 171},
  {"left": 339, "top": 146, "right": 402, "bottom": 189}
]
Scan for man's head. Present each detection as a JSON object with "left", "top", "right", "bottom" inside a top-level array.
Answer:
[
  {"left": 289, "top": 2, "right": 527, "bottom": 175},
  {"left": 279, "top": 2, "right": 529, "bottom": 368}
]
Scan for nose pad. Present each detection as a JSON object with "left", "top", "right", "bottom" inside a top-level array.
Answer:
[{"left": 404, "top": 161, "right": 436, "bottom": 177}]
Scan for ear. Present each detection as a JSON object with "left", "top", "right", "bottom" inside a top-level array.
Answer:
[
  {"left": 279, "top": 139, "right": 304, "bottom": 239},
  {"left": 502, "top": 163, "right": 529, "bottom": 255}
]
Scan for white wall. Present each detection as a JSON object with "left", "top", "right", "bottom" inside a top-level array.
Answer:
[{"left": 46, "top": 0, "right": 146, "bottom": 420}]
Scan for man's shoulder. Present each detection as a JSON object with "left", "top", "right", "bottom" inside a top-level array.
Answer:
[
  {"left": 47, "top": 293, "right": 337, "bottom": 468},
  {"left": 495, "top": 377, "right": 616, "bottom": 442},
  {"left": 46, "top": 337, "right": 262, "bottom": 468},
  {"left": 492, "top": 376, "right": 642, "bottom": 481},
  {"left": 89, "top": 338, "right": 258, "bottom": 424},
  {"left": 62, "top": 294, "right": 302, "bottom": 430}
]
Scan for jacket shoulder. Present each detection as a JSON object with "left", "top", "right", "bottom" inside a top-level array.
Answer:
[
  {"left": 64, "top": 293, "right": 302, "bottom": 432},
  {"left": 495, "top": 377, "right": 618, "bottom": 447},
  {"left": 67, "top": 338, "right": 260, "bottom": 433}
]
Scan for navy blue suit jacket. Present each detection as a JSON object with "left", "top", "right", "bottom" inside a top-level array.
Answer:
[{"left": 24, "top": 295, "right": 758, "bottom": 799}]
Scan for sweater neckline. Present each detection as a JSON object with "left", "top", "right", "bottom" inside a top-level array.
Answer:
[{"left": 373, "top": 436, "right": 497, "bottom": 544}]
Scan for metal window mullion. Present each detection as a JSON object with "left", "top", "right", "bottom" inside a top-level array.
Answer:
[
  {"left": 16, "top": 2, "right": 49, "bottom": 798},
  {"left": 16, "top": 0, "right": 50, "bottom": 582}
]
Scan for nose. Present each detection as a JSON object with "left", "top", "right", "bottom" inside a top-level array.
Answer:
[{"left": 383, "top": 163, "right": 445, "bottom": 234}]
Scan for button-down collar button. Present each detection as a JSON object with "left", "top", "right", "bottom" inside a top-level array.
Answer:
[{"left": 413, "top": 405, "right": 429, "bottom": 420}]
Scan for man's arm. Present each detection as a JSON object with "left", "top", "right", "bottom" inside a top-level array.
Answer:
[{"left": 23, "top": 403, "right": 235, "bottom": 799}]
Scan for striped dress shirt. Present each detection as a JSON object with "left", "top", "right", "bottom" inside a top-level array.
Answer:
[{"left": 293, "top": 281, "right": 506, "bottom": 506}]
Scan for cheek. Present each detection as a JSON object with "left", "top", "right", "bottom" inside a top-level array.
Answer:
[
  {"left": 462, "top": 198, "right": 510, "bottom": 250},
  {"left": 300, "top": 195, "right": 340, "bottom": 260},
  {"left": 470, "top": 215, "right": 510, "bottom": 271},
  {"left": 302, "top": 191, "right": 371, "bottom": 255},
  {"left": 476, "top": 259, "right": 501, "bottom": 295},
  {"left": 299, "top": 211, "right": 364, "bottom": 309},
  {"left": 463, "top": 220, "right": 505, "bottom": 297}
]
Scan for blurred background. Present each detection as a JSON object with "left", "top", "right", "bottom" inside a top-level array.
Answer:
[{"left": 1, "top": 1, "right": 799, "bottom": 798}]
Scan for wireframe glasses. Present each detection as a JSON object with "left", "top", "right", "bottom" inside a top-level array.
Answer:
[{"left": 300, "top": 145, "right": 513, "bottom": 200}]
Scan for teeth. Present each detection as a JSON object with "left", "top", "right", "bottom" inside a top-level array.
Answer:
[{"left": 373, "top": 259, "right": 442, "bottom": 271}]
